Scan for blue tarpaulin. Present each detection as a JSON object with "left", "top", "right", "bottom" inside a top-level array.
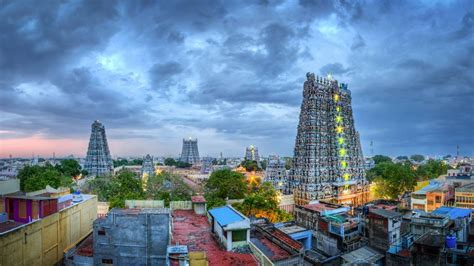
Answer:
[{"left": 433, "top": 206, "right": 472, "bottom": 219}]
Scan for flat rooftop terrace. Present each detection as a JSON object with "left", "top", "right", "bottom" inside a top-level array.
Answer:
[{"left": 172, "top": 210, "right": 257, "bottom": 266}]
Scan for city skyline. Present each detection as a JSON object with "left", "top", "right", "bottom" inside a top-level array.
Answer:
[{"left": 1, "top": 0, "right": 473, "bottom": 158}]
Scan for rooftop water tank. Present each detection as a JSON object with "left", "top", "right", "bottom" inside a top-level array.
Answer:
[{"left": 445, "top": 235, "right": 456, "bottom": 249}]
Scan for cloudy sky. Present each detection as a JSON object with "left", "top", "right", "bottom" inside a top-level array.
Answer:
[{"left": 0, "top": 0, "right": 473, "bottom": 158}]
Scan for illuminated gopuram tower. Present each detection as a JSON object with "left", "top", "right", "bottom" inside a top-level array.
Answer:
[
  {"left": 84, "top": 120, "right": 114, "bottom": 176},
  {"left": 180, "top": 137, "right": 200, "bottom": 165},
  {"left": 289, "top": 73, "right": 369, "bottom": 206}
]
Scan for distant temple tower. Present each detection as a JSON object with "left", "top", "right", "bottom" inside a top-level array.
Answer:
[
  {"left": 84, "top": 120, "right": 113, "bottom": 176},
  {"left": 264, "top": 155, "right": 287, "bottom": 193},
  {"left": 245, "top": 145, "right": 260, "bottom": 162},
  {"left": 289, "top": 73, "right": 369, "bottom": 206},
  {"left": 180, "top": 137, "right": 200, "bottom": 165},
  {"left": 141, "top": 154, "right": 155, "bottom": 177}
]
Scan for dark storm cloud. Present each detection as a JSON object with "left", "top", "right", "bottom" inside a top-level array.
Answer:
[{"left": 0, "top": 0, "right": 473, "bottom": 156}]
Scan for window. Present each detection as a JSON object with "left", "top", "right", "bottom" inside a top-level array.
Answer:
[
  {"left": 435, "top": 196, "right": 441, "bottom": 203},
  {"left": 102, "top": 258, "right": 113, "bottom": 265},
  {"left": 98, "top": 230, "right": 106, "bottom": 236}
]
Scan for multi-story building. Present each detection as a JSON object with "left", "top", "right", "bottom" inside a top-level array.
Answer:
[
  {"left": 289, "top": 73, "right": 369, "bottom": 206},
  {"left": 179, "top": 137, "right": 200, "bottom": 165},
  {"left": 264, "top": 155, "right": 287, "bottom": 193},
  {"left": 455, "top": 183, "right": 474, "bottom": 209},
  {"left": 411, "top": 181, "right": 453, "bottom": 212},
  {"left": 0, "top": 194, "right": 97, "bottom": 266},
  {"left": 366, "top": 208, "right": 402, "bottom": 252},
  {"left": 141, "top": 154, "right": 155, "bottom": 177},
  {"left": 93, "top": 208, "right": 170, "bottom": 265},
  {"left": 410, "top": 211, "right": 451, "bottom": 239},
  {"left": 84, "top": 120, "right": 113, "bottom": 176}
]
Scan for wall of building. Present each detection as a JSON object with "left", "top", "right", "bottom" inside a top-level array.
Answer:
[
  {"left": 0, "top": 195, "right": 97, "bottom": 266},
  {"left": 93, "top": 211, "right": 170, "bottom": 265},
  {"left": 0, "top": 179, "right": 20, "bottom": 196}
]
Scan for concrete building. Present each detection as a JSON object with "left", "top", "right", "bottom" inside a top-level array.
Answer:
[
  {"left": 179, "top": 137, "right": 200, "bottom": 165},
  {"left": 294, "top": 201, "right": 350, "bottom": 231},
  {"left": 366, "top": 208, "right": 402, "bottom": 253},
  {"left": 410, "top": 211, "right": 451, "bottom": 239},
  {"left": 411, "top": 181, "right": 453, "bottom": 212},
  {"left": 93, "top": 208, "right": 170, "bottom": 265},
  {"left": 289, "top": 73, "right": 369, "bottom": 206},
  {"left": 0, "top": 194, "right": 97, "bottom": 266},
  {"left": 191, "top": 195, "right": 207, "bottom": 215},
  {"left": 432, "top": 206, "right": 472, "bottom": 242},
  {"left": 264, "top": 155, "right": 287, "bottom": 193},
  {"left": 274, "top": 222, "right": 312, "bottom": 250},
  {"left": 249, "top": 221, "right": 304, "bottom": 265},
  {"left": 411, "top": 231, "right": 474, "bottom": 266},
  {"left": 455, "top": 183, "right": 474, "bottom": 209},
  {"left": 208, "top": 205, "right": 250, "bottom": 251},
  {"left": 84, "top": 120, "right": 113, "bottom": 176}
]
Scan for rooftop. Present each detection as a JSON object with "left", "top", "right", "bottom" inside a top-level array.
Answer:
[
  {"left": 208, "top": 205, "right": 246, "bottom": 227},
  {"left": 413, "top": 181, "right": 449, "bottom": 195},
  {"left": 276, "top": 224, "right": 308, "bottom": 235},
  {"left": 172, "top": 210, "right": 257, "bottom": 266},
  {"left": 369, "top": 208, "right": 402, "bottom": 219},
  {"left": 109, "top": 207, "right": 170, "bottom": 215},
  {"left": 300, "top": 201, "right": 348, "bottom": 215},
  {"left": 341, "top": 246, "right": 384, "bottom": 264},
  {"left": 432, "top": 206, "right": 472, "bottom": 219},
  {"left": 414, "top": 232, "right": 445, "bottom": 247}
]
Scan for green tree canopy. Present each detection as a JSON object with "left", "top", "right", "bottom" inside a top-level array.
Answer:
[
  {"left": 396, "top": 156, "right": 409, "bottom": 161},
  {"left": 370, "top": 162, "right": 416, "bottom": 200},
  {"left": 56, "top": 159, "right": 82, "bottom": 177},
  {"left": 175, "top": 161, "right": 191, "bottom": 168},
  {"left": 205, "top": 169, "right": 247, "bottom": 208},
  {"left": 145, "top": 172, "right": 192, "bottom": 205},
  {"left": 415, "top": 159, "right": 448, "bottom": 180},
  {"left": 19, "top": 163, "right": 73, "bottom": 192},
  {"left": 233, "top": 182, "right": 293, "bottom": 223},
  {"left": 372, "top": 155, "right": 393, "bottom": 165},
  {"left": 164, "top": 158, "right": 176, "bottom": 166},
  {"left": 241, "top": 160, "right": 261, "bottom": 172},
  {"left": 410, "top": 154, "right": 425, "bottom": 162}
]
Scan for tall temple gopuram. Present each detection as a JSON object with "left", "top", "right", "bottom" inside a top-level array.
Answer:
[
  {"left": 84, "top": 120, "right": 114, "bottom": 176},
  {"left": 179, "top": 137, "right": 200, "bottom": 165},
  {"left": 289, "top": 73, "right": 369, "bottom": 206}
]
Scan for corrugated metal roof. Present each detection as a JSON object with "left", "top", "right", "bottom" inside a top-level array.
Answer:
[
  {"left": 433, "top": 206, "right": 472, "bottom": 219},
  {"left": 208, "top": 206, "right": 244, "bottom": 226}
]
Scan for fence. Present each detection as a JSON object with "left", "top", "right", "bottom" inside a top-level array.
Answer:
[
  {"left": 170, "top": 201, "right": 192, "bottom": 210},
  {"left": 125, "top": 200, "right": 165, "bottom": 209}
]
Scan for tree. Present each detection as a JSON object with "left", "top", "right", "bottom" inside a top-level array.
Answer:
[
  {"left": 56, "top": 159, "right": 82, "bottom": 178},
  {"left": 372, "top": 155, "right": 393, "bottom": 165},
  {"left": 241, "top": 160, "right": 260, "bottom": 172},
  {"left": 370, "top": 162, "right": 416, "bottom": 200},
  {"left": 19, "top": 164, "right": 73, "bottom": 192},
  {"left": 164, "top": 158, "right": 176, "bottom": 166},
  {"left": 233, "top": 182, "right": 293, "bottom": 223},
  {"left": 205, "top": 169, "right": 247, "bottom": 208},
  {"left": 410, "top": 154, "right": 425, "bottom": 162},
  {"left": 145, "top": 172, "right": 192, "bottom": 206},
  {"left": 175, "top": 161, "right": 191, "bottom": 168},
  {"left": 415, "top": 159, "right": 448, "bottom": 180},
  {"left": 396, "top": 156, "right": 409, "bottom": 161}
]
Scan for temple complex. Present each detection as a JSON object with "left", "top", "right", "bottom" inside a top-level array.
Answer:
[
  {"left": 84, "top": 120, "right": 113, "bottom": 176},
  {"left": 264, "top": 155, "right": 287, "bottom": 193},
  {"left": 289, "top": 73, "right": 369, "bottom": 206},
  {"left": 180, "top": 137, "right": 200, "bottom": 165},
  {"left": 245, "top": 145, "right": 260, "bottom": 162},
  {"left": 141, "top": 154, "right": 154, "bottom": 177}
]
